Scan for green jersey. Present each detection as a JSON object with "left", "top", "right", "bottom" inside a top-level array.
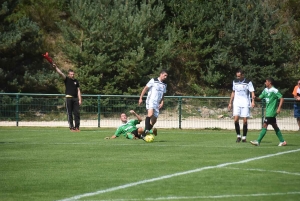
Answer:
[
  {"left": 259, "top": 86, "right": 282, "bottom": 117},
  {"left": 114, "top": 120, "right": 140, "bottom": 137}
]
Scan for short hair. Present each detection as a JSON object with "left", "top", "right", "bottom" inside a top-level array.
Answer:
[
  {"left": 160, "top": 69, "right": 168, "bottom": 74},
  {"left": 266, "top": 77, "right": 274, "bottom": 84},
  {"left": 236, "top": 69, "right": 244, "bottom": 75},
  {"left": 68, "top": 69, "right": 74, "bottom": 73}
]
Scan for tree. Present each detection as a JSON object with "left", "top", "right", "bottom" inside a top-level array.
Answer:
[
  {"left": 212, "top": 0, "right": 293, "bottom": 94},
  {"left": 57, "top": 0, "right": 178, "bottom": 95},
  {"left": 0, "top": 0, "right": 60, "bottom": 93}
]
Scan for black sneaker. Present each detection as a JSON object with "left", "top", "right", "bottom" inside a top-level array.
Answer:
[
  {"left": 242, "top": 139, "right": 247, "bottom": 142},
  {"left": 236, "top": 137, "right": 241, "bottom": 143}
]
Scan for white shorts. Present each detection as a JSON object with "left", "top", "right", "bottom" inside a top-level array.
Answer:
[
  {"left": 146, "top": 102, "right": 160, "bottom": 118},
  {"left": 233, "top": 106, "right": 250, "bottom": 118}
]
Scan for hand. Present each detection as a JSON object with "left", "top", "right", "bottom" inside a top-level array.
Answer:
[
  {"left": 138, "top": 98, "right": 143, "bottom": 105},
  {"left": 228, "top": 104, "right": 232, "bottom": 111},
  {"left": 129, "top": 110, "right": 134, "bottom": 114},
  {"left": 104, "top": 137, "right": 110, "bottom": 139}
]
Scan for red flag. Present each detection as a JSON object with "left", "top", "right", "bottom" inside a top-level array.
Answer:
[{"left": 42, "top": 52, "right": 53, "bottom": 64}]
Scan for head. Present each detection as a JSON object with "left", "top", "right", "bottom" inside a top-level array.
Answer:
[
  {"left": 159, "top": 69, "right": 168, "bottom": 81},
  {"left": 236, "top": 69, "right": 244, "bottom": 81},
  {"left": 120, "top": 113, "right": 128, "bottom": 123},
  {"left": 68, "top": 69, "right": 75, "bottom": 79},
  {"left": 265, "top": 77, "right": 274, "bottom": 88},
  {"left": 297, "top": 80, "right": 300, "bottom": 86}
]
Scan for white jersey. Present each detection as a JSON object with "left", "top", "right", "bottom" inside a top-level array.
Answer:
[
  {"left": 146, "top": 78, "right": 167, "bottom": 106},
  {"left": 232, "top": 78, "right": 254, "bottom": 107}
]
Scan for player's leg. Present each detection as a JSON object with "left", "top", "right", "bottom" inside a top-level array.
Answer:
[
  {"left": 241, "top": 107, "right": 250, "bottom": 142},
  {"left": 271, "top": 120, "right": 286, "bottom": 146},
  {"left": 73, "top": 98, "right": 80, "bottom": 131},
  {"left": 66, "top": 98, "right": 75, "bottom": 131},
  {"left": 233, "top": 105, "right": 241, "bottom": 142},
  {"left": 252, "top": 118, "right": 269, "bottom": 145},
  {"left": 145, "top": 108, "right": 154, "bottom": 133},
  {"left": 297, "top": 117, "right": 300, "bottom": 131}
]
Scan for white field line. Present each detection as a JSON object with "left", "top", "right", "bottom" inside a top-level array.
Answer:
[
  {"left": 82, "top": 192, "right": 300, "bottom": 201},
  {"left": 58, "top": 148, "right": 300, "bottom": 201},
  {"left": 224, "top": 167, "right": 300, "bottom": 176}
]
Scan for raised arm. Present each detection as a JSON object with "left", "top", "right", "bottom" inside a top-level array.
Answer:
[
  {"left": 130, "top": 110, "right": 142, "bottom": 122},
  {"left": 52, "top": 63, "right": 66, "bottom": 79}
]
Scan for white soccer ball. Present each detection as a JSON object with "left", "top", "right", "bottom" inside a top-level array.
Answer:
[{"left": 144, "top": 134, "right": 155, "bottom": 143}]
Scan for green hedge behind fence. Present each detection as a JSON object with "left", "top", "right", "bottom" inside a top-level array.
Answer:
[{"left": 0, "top": 93, "right": 298, "bottom": 131}]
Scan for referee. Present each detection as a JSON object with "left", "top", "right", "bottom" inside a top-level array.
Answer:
[{"left": 53, "top": 64, "right": 82, "bottom": 132}]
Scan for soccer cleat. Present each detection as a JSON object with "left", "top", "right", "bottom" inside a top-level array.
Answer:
[
  {"left": 144, "top": 130, "right": 149, "bottom": 135},
  {"left": 70, "top": 127, "right": 76, "bottom": 132},
  {"left": 152, "top": 128, "right": 157, "bottom": 136},
  {"left": 250, "top": 140, "right": 260, "bottom": 146},
  {"left": 75, "top": 128, "right": 80, "bottom": 132},
  {"left": 278, "top": 141, "right": 287, "bottom": 146},
  {"left": 242, "top": 139, "right": 247, "bottom": 143},
  {"left": 236, "top": 137, "right": 241, "bottom": 143}
]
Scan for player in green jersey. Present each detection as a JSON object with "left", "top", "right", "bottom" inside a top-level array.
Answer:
[
  {"left": 105, "top": 110, "right": 157, "bottom": 140},
  {"left": 250, "top": 78, "right": 287, "bottom": 146}
]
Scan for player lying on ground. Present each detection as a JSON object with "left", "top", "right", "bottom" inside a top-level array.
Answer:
[{"left": 104, "top": 110, "right": 157, "bottom": 140}]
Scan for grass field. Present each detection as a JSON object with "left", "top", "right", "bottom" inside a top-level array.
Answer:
[{"left": 0, "top": 127, "right": 300, "bottom": 201}]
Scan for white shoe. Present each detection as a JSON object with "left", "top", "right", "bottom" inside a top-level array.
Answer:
[
  {"left": 250, "top": 140, "right": 260, "bottom": 146},
  {"left": 278, "top": 141, "right": 287, "bottom": 146}
]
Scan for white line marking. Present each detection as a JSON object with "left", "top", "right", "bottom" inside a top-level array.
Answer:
[
  {"left": 58, "top": 149, "right": 300, "bottom": 201},
  {"left": 89, "top": 192, "right": 300, "bottom": 201},
  {"left": 225, "top": 167, "right": 300, "bottom": 176}
]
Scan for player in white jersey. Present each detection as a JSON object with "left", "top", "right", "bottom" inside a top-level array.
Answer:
[
  {"left": 228, "top": 70, "right": 255, "bottom": 143},
  {"left": 139, "top": 70, "right": 168, "bottom": 138}
]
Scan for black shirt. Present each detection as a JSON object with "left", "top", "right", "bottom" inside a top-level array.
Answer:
[{"left": 64, "top": 77, "right": 80, "bottom": 98}]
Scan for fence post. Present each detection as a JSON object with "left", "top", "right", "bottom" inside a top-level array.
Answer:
[
  {"left": 178, "top": 97, "right": 182, "bottom": 129},
  {"left": 16, "top": 94, "right": 19, "bottom": 126},
  {"left": 97, "top": 95, "right": 101, "bottom": 127}
]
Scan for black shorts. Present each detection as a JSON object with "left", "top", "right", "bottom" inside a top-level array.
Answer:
[
  {"left": 131, "top": 129, "right": 140, "bottom": 138},
  {"left": 264, "top": 117, "right": 277, "bottom": 124}
]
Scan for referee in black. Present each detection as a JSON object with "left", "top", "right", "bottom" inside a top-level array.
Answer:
[{"left": 53, "top": 64, "right": 82, "bottom": 132}]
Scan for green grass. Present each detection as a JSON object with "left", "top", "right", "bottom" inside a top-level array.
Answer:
[{"left": 0, "top": 127, "right": 300, "bottom": 201}]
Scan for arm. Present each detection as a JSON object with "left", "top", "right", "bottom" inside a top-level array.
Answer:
[
  {"left": 78, "top": 88, "right": 82, "bottom": 105},
  {"left": 228, "top": 91, "right": 235, "bottom": 111},
  {"left": 104, "top": 135, "right": 117, "bottom": 139},
  {"left": 130, "top": 110, "right": 142, "bottom": 122},
  {"left": 138, "top": 86, "right": 149, "bottom": 105},
  {"left": 251, "top": 91, "right": 255, "bottom": 108},
  {"left": 52, "top": 63, "right": 66, "bottom": 79},
  {"left": 292, "top": 86, "right": 300, "bottom": 101},
  {"left": 277, "top": 97, "right": 284, "bottom": 114},
  {"left": 159, "top": 95, "right": 164, "bottom": 109}
]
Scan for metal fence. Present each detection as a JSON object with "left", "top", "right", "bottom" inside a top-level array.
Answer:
[{"left": 0, "top": 93, "right": 298, "bottom": 131}]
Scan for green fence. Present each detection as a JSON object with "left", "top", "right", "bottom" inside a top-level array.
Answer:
[{"left": 0, "top": 93, "right": 298, "bottom": 131}]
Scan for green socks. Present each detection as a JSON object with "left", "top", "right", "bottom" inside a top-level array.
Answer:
[{"left": 257, "top": 128, "right": 267, "bottom": 143}]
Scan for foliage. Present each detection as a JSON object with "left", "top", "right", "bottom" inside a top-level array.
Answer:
[
  {"left": 57, "top": 0, "right": 177, "bottom": 95},
  {"left": 0, "top": 0, "right": 61, "bottom": 93},
  {"left": 0, "top": 0, "right": 298, "bottom": 97}
]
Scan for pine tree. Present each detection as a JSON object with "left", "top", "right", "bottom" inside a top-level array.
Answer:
[
  {"left": 0, "top": 0, "right": 60, "bottom": 93},
  {"left": 57, "top": 0, "right": 177, "bottom": 95},
  {"left": 212, "top": 0, "right": 293, "bottom": 94}
]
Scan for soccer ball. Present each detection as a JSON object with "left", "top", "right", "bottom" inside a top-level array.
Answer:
[{"left": 144, "top": 134, "right": 155, "bottom": 143}]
